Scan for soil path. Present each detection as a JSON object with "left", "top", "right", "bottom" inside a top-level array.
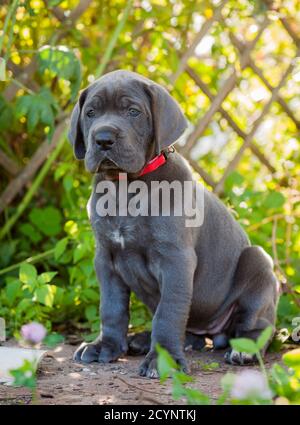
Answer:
[{"left": 0, "top": 342, "right": 281, "bottom": 405}]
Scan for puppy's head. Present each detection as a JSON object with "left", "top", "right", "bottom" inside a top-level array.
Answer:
[{"left": 68, "top": 70, "right": 187, "bottom": 176}]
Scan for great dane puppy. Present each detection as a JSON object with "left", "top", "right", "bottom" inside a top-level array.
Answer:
[{"left": 69, "top": 70, "right": 278, "bottom": 378}]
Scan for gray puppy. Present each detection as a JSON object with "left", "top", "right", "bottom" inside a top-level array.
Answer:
[{"left": 69, "top": 70, "right": 278, "bottom": 378}]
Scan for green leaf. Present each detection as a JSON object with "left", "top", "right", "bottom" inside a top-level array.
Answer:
[
  {"left": 82, "top": 288, "right": 99, "bottom": 302},
  {"left": 224, "top": 171, "right": 244, "bottom": 192},
  {"left": 184, "top": 388, "right": 210, "bottom": 405},
  {"left": 230, "top": 338, "right": 258, "bottom": 354},
  {"left": 19, "top": 223, "right": 42, "bottom": 243},
  {"left": 283, "top": 349, "right": 300, "bottom": 368},
  {"left": 263, "top": 192, "right": 285, "bottom": 209},
  {"left": 173, "top": 370, "right": 193, "bottom": 384},
  {"left": 85, "top": 305, "right": 98, "bottom": 322},
  {"left": 16, "top": 298, "right": 33, "bottom": 313},
  {"left": 19, "top": 263, "right": 37, "bottom": 285},
  {"left": 270, "top": 364, "right": 295, "bottom": 399},
  {"left": 35, "top": 285, "right": 56, "bottom": 307},
  {"left": 43, "top": 333, "right": 64, "bottom": 348},
  {"left": 29, "top": 206, "right": 62, "bottom": 237},
  {"left": 73, "top": 243, "right": 87, "bottom": 263},
  {"left": 10, "top": 359, "right": 37, "bottom": 389},
  {"left": 63, "top": 175, "right": 73, "bottom": 192},
  {"left": 54, "top": 237, "right": 68, "bottom": 261},
  {"left": 38, "top": 272, "right": 57, "bottom": 284},
  {"left": 5, "top": 280, "right": 22, "bottom": 305},
  {"left": 15, "top": 88, "right": 58, "bottom": 136},
  {"left": 256, "top": 327, "right": 273, "bottom": 350},
  {"left": 156, "top": 344, "right": 178, "bottom": 382},
  {"left": 27, "top": 104, "right": 39, "bottom": 133}
]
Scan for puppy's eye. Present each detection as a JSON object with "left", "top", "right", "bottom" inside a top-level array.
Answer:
[
  {"left": 86, "top": 109, "right": 95, "bottom": 118},
  {"left": 128, "top": 108, "right": 141, "bottom": 117}
]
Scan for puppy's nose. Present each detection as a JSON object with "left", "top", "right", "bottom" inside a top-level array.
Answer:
[{"left": 94, "top": 130, "right": 115, "bottom": 151}]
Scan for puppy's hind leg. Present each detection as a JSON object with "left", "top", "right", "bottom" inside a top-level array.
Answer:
[
  {"left": 128, "top": 331, "right": 151, "bottom": 355},
  {"left": 225, "top": 246, "right": 279, "bottom": 365}
]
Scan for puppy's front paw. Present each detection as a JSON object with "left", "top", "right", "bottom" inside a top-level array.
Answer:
[
  {"left": 224, "top": 349, "right": 257, "bottom": 365},
  {"left": 139, "top": 352, "right": 159, "bottom": 379},
  {"left": 73, "top": 340, "right": 124, "bottom": 364},
  {"left": 139, "top": 350, "right": 188, "bottom": 379},
  {"left": 73, "top": 341, "right": 101, "bottom": 363}
]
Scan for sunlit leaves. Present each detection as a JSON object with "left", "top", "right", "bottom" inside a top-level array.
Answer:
[
  {"left": 35, "top": 284, "right": 56, "bottom": 307},
  {"left": 15, "top": 88, "right": 58, "bottom": 137},
  {"left": 283, "top": 349, "right": 300, "bottom": 368},
  {"left": 18, "top": 263, "right": 58, "bottom": 308},
  {"left": 38, "top": 45, "right": 81, "bottom": 100},
  {"left": 257, "top": 327, "right": 274, "bottom": 350},
  {"left": 19, "top": 263, "right": 37, "bottom": 286}
]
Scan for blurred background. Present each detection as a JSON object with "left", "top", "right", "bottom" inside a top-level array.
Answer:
[{"left": 0, "top": 0, "right": 299, "bottom": 343}]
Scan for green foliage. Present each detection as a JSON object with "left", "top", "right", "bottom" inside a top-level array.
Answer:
[
  {"left": 9, "top": 324, "right": 64, "bottom": 399},
  {"left": 15, "top": 87, "right": 59, "bottom": 137},
  {"left": 157, "top": 344, "right": 210, "bottom": 405},
  {"left": 0, "top": 263, "right": 58, "bottom": 333},
  {"left": 230, "top": 338, "right": 258, "bottom": 355},
  {"left": 157, "top": 333, "right": 300, "bottom": 405},
  {"left": 199, "top": 361, "right": 220, "bottom": 371},
  {"left": 38, "top": 45, "right": 81, "bottom": 100},
  {"left": 230, "top": 327, "right": 273, "bottom": 354},
  {"left": 43, "top": 332, "right": 65, "bottom": 348},
  {"left": 10, "top": 359, "right": 37, "bottom": 389},
  {"left": 270, "top": 348, "right": 300, "bottom": 403},
  {"left": 28, "top": 206, "right": 62, "bottom": 237}
]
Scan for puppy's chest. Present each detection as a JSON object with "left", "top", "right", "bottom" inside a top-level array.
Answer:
[
  {"left": 89, "top": 189, "right": 150, "bottom": 250},
  {"left": 92, "top": 213, "right": 145, "bottom": 250},
  {"left": 99, "top": 217, "right": 142, "bottom": 250},
  {"left": 91, "top": 209, "right": 160, "bottom": 302}
]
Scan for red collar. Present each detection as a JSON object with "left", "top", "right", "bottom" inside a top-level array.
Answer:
[
  {"left": 117, "top": 147, "right": 174, "bottom": 180},
  {"left": 138, "top": 152, "right": 167, "bottom": 177}
]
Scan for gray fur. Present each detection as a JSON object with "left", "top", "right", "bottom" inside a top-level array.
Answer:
[{"left": 69, "top": 70, "right": 278, "bottom": 378}]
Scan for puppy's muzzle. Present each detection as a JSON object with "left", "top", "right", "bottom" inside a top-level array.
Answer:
[{"left": 93, "top": 126, "right": 117, "bottom": 151}]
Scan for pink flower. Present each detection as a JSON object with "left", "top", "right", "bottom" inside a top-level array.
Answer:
[
  {"left": 21, "top": 322, "right": 47, "bottom": 345},
  {"left": 230, "top": 370, "right": 273, "bottom": 401}
]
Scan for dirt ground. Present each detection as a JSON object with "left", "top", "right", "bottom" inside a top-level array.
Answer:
[{"left": 0, "top": 340, "right": 282, "bottom": 405}]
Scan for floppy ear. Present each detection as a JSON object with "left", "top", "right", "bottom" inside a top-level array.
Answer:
[
  {"left": 145, "top": 83, "right": 187, "bottom": 155},
  {"left": 68, "top": 89, "right": 88, "bottom": 160}
]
